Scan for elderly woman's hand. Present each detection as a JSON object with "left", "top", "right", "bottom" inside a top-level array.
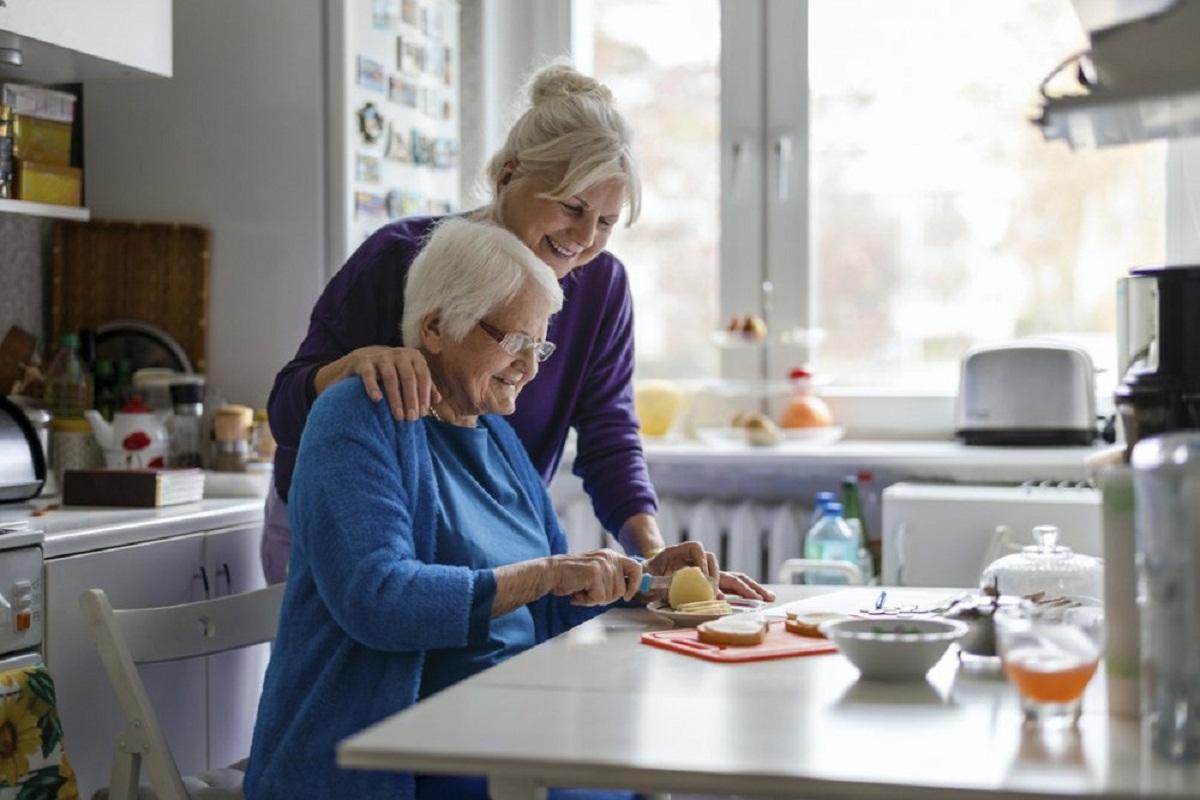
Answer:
[
  {"left": 545, "top": 549, "right": 645, "bottom": 606},
  {"left": 645, "top": 543, "right": 776, "bottom": 602},
  {"left": 316, "top": 345, "right": 441, "bottom": 422}
]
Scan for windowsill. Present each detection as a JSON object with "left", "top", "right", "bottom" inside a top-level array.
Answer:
[{"left": 555, "top": 432, "right": 1113, "bottom": 503}]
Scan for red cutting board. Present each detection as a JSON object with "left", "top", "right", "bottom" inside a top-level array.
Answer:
[{"left": 641, "top": 621, "right": 838, "bottom": 663}]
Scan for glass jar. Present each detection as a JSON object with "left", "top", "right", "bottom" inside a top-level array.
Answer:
[{"left": 980, "top": 525, "right": 1103, "bottom": 601}]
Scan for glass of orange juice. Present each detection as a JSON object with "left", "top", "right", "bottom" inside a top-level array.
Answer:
[{"left": 995, "top": 602, "right": 1105, "bottom": 729}]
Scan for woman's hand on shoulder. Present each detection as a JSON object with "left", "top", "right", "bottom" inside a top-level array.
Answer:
[
  {"left": 317, "top": 345, "right": 440, "bottom": 422},
  {"left": 545, "top": 549, "right": 644, "bottom": 606}
]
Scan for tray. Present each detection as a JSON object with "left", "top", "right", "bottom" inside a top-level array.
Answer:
[
  {"left": 51, "top": 220, "right": 211, "bottom": 373},
  {"left": 641, "top": 621, "right": 838, "bottom": 663}
]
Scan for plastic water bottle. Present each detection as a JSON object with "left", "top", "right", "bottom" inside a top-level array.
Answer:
[
  {"left": 803, "top": 501, "right": 860, "bottom": 584},
  {"left": 44, "top": 333, "right": 93, "bottom": 419},
  {"left": 807, "top": 491, "right": 837, "bottom": 529}
]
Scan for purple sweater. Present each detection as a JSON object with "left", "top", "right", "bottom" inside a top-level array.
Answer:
[{"left": 267, "top": 215, "right": 657, "bottom": 535}]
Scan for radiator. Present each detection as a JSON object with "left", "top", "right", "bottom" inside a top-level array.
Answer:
[{"left": 553, "top": 494, "right": 810, "bottom": 584}]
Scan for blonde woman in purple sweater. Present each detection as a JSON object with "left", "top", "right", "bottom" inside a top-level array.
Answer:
[{"left": 264, "top": 64, "right": 771, "bottom": 601}]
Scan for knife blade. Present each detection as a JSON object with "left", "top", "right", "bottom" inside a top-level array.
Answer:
[{"left": 637, "top": 572, "right": 720, "bottom": 594}]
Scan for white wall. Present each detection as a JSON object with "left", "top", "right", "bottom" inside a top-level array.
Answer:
[
  {"left": 1167, "top": 137, "right": 1200, "bottom": 263},
  {"left": 457, "top": 0, "right": 571, "bottom": 204},
  {"left": 83, "top": 0, "right": 326, "bottom": 409}
]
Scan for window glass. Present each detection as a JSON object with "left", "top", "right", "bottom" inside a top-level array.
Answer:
[
  {"left": 592, "top": 0, "right": 721, "bottom": 379},
  {"left": 810, "top": 0, "right": 1165, "bottom": 391}
]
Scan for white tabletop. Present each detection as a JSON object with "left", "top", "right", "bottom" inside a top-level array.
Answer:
[{"left": 338, "top": 587, "right": 1200, "bottom": 799}]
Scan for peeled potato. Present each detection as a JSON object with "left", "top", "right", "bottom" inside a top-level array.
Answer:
[{"left": 668, "top": 566, "right": 716, "bottom": 610}]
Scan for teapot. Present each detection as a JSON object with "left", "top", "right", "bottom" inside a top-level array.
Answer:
[{"left": 84, "top": 395, "right": 171, "bottom": 469}]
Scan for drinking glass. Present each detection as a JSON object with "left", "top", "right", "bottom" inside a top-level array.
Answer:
[{"left": 995, "top": 602, "right": 1105, "bottom": 729}]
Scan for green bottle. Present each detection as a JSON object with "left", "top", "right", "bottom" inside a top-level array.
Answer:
[{"left": 841, "top": 475, "right": 874, "bottom": 581}]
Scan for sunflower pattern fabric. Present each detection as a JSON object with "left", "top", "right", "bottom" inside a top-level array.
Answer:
[{"left": 0, "top": 666, "right": 78, "bottom": 800}]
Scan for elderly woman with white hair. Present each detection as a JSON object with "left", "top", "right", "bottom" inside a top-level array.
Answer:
[
  {"left": 245, "top": 218, "right": 657, "bottom": 800},
  {"left": 263, "top": 63, "right": 772, "bottom": 603}
]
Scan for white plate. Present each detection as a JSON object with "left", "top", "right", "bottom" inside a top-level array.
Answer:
[
  {"left": 782, "top": 426, "right": 844, "bottom": 444},
  {"left": 696, "top": 426, "right": 844, "bottom": 447},
  {"left": 646, "top": 597, "right": 768, "bottom": 627}
]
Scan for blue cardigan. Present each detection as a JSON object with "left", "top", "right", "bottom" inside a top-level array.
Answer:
[{"left": 245, "top": 380, "right": 606, "bottom": 800}]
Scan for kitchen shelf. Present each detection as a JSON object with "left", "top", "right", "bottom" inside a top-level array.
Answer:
[{"left": 0, "top": 198, "right": 91, "bottom": 222}]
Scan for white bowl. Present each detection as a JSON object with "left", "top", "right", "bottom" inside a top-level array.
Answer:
[{"left": 820, "top": 617, "right": 968, "bottom": 681}]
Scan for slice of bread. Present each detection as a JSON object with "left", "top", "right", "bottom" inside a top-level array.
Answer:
[
  {"left": 697, "top": 615, "right": 768, "bottom": 646},
  {"left": 784, "top": 611, "right": 851, "bottom": 638}
]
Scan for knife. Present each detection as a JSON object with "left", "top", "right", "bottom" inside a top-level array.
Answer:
[{"left": 636, "top": 573, "right": 720, "bottom": 594}]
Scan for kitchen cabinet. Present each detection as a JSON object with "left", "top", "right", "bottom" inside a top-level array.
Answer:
[
  {"left": 0, "top": 0, "right": 171, "bottom": 83},
  {"left": 45, "top": 522, "right": 267, "bottom": 798}
]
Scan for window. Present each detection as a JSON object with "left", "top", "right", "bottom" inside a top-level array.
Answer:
[
  {"left": 584, "top": 0, "right": 721, "bottom": 380},
  {"left": 577, "top": 0, "right": 1166, "bottom": 396},
  {"left": 809, "top": 0, "right": 1165, "bottom": 392}
]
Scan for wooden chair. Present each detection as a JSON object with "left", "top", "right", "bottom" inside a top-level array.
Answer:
[{"left": 79, "top": 583, "right": 285, "bottom": 800}]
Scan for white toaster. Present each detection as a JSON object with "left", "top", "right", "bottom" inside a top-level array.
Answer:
[{"left": 955, "top": 342, "right": 1097, "bottom": 446}]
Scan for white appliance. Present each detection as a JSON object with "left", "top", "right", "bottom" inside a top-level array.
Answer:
[
  {"left": 0, "top": 522, "right": 46, "bottom": 669},
  {"left": 882, "top": 482, "right": 1102, "bottom": 588}
]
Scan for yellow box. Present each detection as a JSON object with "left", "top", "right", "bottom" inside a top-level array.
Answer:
[
  {"left": 15, "top": 160, "right": 82, "bottom": 206},
  {"left": 11, "top": 114, "right": 72, "bottom": 165}
]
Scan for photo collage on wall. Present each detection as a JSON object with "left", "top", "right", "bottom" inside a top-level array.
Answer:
[{"left": 353, "top": 0, "right": 459, "bottom": 232}]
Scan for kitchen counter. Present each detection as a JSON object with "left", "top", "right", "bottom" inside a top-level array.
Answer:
[{"left": 0, "top": 497, "right": 264, "bottom": 558}]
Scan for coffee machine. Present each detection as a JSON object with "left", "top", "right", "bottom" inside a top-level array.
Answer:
[{"left": 1114, "top": 265, "right": 1200, "bottom": 454}]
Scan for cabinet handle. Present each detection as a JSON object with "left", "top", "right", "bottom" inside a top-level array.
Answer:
[
  {"left": 218, "top": 562, "right": 232, "bottom": 595},
  {"left": 773, "top": 134, "right": 793, "bottom": 203},
  {"left": 194, "top": 566, "right": 210, "bottom": 599}
]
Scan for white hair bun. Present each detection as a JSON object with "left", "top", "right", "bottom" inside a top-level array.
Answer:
[{"left": 529, "top": 64, "right": 613, "bottom": 106}]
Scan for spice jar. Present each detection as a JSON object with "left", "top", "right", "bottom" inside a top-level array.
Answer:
[
  {"left": 167, "top": 376, "right": 206, "bottom": 468},
  {"left": 213, "top": 404, "right": 253, "bottom": 472}
]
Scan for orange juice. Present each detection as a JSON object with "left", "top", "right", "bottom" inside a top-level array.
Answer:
[{"left": 1003, "top": 650, "right": 1098, "bottom": 703}]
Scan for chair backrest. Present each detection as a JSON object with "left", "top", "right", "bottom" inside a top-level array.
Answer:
[{"left": 79, "top": 583, "right": 285, "bottom": 800}]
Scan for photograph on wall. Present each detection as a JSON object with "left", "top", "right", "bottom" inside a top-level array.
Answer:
[
  {"left": 355, "top": 153, "right": 382, "bottom": 183},
  {"left": 356, "top": 55, "right": 385, "bottom": 92},
  {"left": 389, "top": 76, "right": 419, "bottom": 109},
  {"left": 384, "top": 124, "right": 411, "bottom": 162}
]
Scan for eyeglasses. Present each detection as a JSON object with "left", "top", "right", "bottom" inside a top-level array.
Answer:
[{"left": 476, "top": 320, "right": 557, "bottom": 362}]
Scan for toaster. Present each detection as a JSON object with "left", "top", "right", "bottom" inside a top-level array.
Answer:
[{"left": 955, "top": 342, "right": 1097, "bottom": 446}]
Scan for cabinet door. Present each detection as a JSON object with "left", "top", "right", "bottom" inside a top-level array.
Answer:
[
  {"left": 203, "top": 523, "right": 270, "bottom": 770},
  {"left": 45, "top": 532, "right": 208, "bottom": 799},
  {"left": 0, "top": 0, "right": 172, "bottom": 81}
]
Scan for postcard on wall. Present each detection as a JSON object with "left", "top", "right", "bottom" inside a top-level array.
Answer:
[
  {"left": 355, "top": 191, "right": 388, "bottom": 220},
  {"left": 401, "top": 0, "right": 421, "bottom": 26},
  {"left": 356, "top": 153, "right": 382, "bottom": 183},
  {"left": 397, "top": 37, "right": 425, "bottom": 75},
  {"left": 389, "top": 76, "right": 419, "bottom": 108},
  {"left": 384, "top": 124, "right": 412, "bottom": 162},
  {"left": 372, "top": 0, "right": 399, "bottom": 30},
  {"left": 356, "top": 55, "right": 385, "bottom": 93}
]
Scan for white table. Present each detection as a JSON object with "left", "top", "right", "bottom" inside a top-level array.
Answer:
[{"left": 337, "top": 587, "right": 1200, "bottom": 799}]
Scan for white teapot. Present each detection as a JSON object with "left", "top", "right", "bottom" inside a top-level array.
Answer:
[{"left": 84, "top": 395, "right": 171, "bottom": 469}]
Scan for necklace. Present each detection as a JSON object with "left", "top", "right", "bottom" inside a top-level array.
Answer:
[{"left": 428, "top": 405, "right": 477, "bottom": 428}]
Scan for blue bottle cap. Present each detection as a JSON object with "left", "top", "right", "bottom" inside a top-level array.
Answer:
[
  {"left": 823, "top": 501, "right": 843, "bottom": 516},
  {"left": 815, "top": 491, "right": 836, "bottom": 506}
]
